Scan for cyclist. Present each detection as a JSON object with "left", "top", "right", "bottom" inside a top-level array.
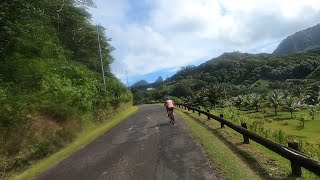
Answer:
[{"left": 164, "top": 97, "right": 175, "bottom": 124}]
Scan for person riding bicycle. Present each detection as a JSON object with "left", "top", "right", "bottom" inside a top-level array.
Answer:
[
  {"left": 164, "top": 97, "right": 174, "bottom": 113},
  {"left": 164, "top": 97, "right": 175, "bottom": 124}
]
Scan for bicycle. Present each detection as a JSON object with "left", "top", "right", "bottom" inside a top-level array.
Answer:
[{"left": 167, "top": 109, "right": 175, "bottom": 125}]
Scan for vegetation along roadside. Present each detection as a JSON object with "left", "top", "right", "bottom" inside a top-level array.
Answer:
[
  {"left": 11, "top": 105, "right": 138, "bottom": 180},
  {"left": 0, "top": 0, "right": 134, "bottom": 178}
]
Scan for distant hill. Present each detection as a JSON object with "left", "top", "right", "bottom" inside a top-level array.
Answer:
[
  {"left": 131, "top": 76, "right": 164, "bottom": 89},
  {"left": 154, "top": 76, "right": 163, "bottom": 83},
  {"left": 131, "top": 80, "right": 149, "bottom": 87},
  {"left": 168, "top": 48, "right": 320, "bottom": 85},
  {"left": 131, "top": 48, "right": 320, "bottom": 104},
  {"left": 273, "top": 24, "right": 320, "bottom": 55}
]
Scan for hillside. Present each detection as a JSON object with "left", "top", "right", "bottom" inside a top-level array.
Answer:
[
  {"left": 273, "top": 24, "right": 320, "bottom": 55},
  {"left": 0, "top": 0, "right": 132, "bottom": 177},
  {"left": 131, "top": 48, "right": 320, "bottom": 104},
  {"left": 131, "top": 76, "right": 164, "bottom": 89},
  {"left": 131, "top": 80, "right": 150, "bottom": 87},
  {"left": 154, "top": 76, "right": 164, "bottom": 83}
]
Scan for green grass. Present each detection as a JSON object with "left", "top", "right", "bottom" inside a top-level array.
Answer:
[
  {"left": 183, "top": 106, "right": 320, "bottom": 179},
  {"left": 210, "top": 108, "right": 320, "bottom": 144},
  {"left": 12, "top": 105, "right": 138, "bottom": 180},
  {"left": 176, "top": 109, "right": 262, "bottom": 180}
]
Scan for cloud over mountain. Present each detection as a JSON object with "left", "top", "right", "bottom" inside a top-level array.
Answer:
[{"left": 90, "top": 0, "right": 320, "bottom": 83}]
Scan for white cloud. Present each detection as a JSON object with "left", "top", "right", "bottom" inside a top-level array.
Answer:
[{"left": 90, "top": 0, "right": 320, "bottom": 82}]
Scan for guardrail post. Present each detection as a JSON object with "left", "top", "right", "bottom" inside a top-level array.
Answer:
[
  {"left": 288, "top": 142, "right": 302, "bottom": 177},
  {"left": 198, "top": 107, "right": 201, "bottom": 116},
  {"left": 220, "top": 114, "right": 225, "bottom": 128},
  {"left": 241, "top": 123, "right": 249, "bottom": 144},
  {"left": 207, "top": 110, "right": 210, "bottom": 120}
]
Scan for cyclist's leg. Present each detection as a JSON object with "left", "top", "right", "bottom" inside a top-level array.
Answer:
[{"left": 168, "top": 107, "right": 174, "bottom": 124}]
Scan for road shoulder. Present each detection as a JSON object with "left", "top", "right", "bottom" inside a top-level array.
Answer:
[{"left": 176, "top": 109, "right": 262, "bottom": 180}]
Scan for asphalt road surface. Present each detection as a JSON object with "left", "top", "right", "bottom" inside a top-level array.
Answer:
[{"left": 36, "top": 104, "right": 219, "bottom": 180}]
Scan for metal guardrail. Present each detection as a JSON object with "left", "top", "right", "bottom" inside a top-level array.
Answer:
[{"left": 176, "top": 104, "right": 320, "bottom": 177}]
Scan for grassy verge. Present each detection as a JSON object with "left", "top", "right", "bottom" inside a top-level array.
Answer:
[
  {"left": 210, "top": 107, "right": 320, "bottom": 144},
  {"left": 176, "top": 109, "right": 262, "bottom": 180},
  {"left": 12, "top": 105, "right": 138, "bottom": 180}
]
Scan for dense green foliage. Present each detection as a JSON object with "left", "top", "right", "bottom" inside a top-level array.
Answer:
[
  {"left": 273, "top": 24, "right": 320, "bottom": 55},
  {"left": 131, "top": 48, "right": 320, "bottom": 162},
  {"left": 0, "top": 0, "right": 132, "bottom": 177},
  {"left": 132, "top": 48, "right": 320, "bottom": 104}
]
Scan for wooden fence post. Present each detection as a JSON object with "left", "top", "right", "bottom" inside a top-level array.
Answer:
[
  {"left": 198, "top": 107, "right": 201, "bottom": 116},
  {"left": 241, "top": 123, "right": 249, "bottom": 144},
  {"left": 207, "top": 110, "right": 210, "bottom": 120},
  {"left": 288, "top": 142, "right": 302, "bottom": 177},
  {"left": 220, "top": 114, "right": 224, "bottom": 128}
]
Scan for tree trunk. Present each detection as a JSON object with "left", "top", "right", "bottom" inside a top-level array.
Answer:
[
  {"left": 274, "top": 108, "right": 277, "bottom": 115},
  {"left": 291, "top": 111, "right": 293, "bottom": 119}
]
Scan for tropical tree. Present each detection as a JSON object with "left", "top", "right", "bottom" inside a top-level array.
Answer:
[
  {"left": 308, "top": 105, "right": 318, "bottom": 120},
  {"left": 249, "top": 93, "right": 262, "bottom": 112},
  {"left": 192, "top": 92, "right": 205, "bottom": 107},
  {"left": 297, "top": 114, "right": 307, "bottom": 128},
  {"left": 203, "top": 84, "right": 223, "bottom": 109},
  {"left": 285, "top": 96, "right": 303, "bottom": 118},
  {"left": 267, "top": 91, "right": 284, "bottom": 115},
  {"left": 241, "top": 95, "right": 251, "bottom": 110},
  {"left": 233, "top": 95, "right": 244, "bottom": 110}
]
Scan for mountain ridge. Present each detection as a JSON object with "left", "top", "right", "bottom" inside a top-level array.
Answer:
[{"left": 273, "top": 23, "right": 320, "bottom": 55}]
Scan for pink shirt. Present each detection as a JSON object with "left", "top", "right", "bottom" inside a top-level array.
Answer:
[{"left": 166, "top": 100, "right": 174, "bottom": 108}]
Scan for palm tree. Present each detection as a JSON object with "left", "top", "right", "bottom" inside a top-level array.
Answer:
[
  {"left": 233, "top": 95, "right": 244, "bottom": 110},
  {"left": 285, "top": 96, "right": 302, "bottom": 118},
  {"left": 204, "top": 84, "right": 223, "bottom": 109},
  {"left": 249, "top": 93, "right": 262, "bottom": 112},
  {"left": 309, "top": 105, "right": 318, "bottom": 120},
  {"left": 241, "top": 95, "right": 251, "bottom": 110},
  {"left": 267, "top": 91, "right": 284, "bottom": 115},
  {"left": 297, "top": 115, "right": 306, "bottom": 128}
]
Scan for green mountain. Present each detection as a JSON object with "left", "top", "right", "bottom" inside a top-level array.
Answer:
[
  {"left": 131, "top": 48, "right": 320, "bottom": 104},
  {"left": 131, "top": 80, "right": 150, "bottom": 87},
  {"left": 154, "top": 76, "right": 164, "bottom": 83},
  {"left": 273, "top": 24, "right": 320, "bottom": 55}
]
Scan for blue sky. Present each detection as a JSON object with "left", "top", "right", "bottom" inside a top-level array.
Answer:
[{"left": 89, "top": 0, "right": 320, "bottom": 85}]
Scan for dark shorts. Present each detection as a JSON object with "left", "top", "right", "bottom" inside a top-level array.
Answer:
[{"left": 167, "top": 107, "right": 174, "bottom": 111}]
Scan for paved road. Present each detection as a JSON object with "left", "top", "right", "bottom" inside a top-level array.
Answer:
[{"left": 36, "top": 104, "right": 219, "bottom": 180}]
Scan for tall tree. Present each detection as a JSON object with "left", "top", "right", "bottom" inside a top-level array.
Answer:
[
  {"left": 249, "top": 93, "right": 261, "bottom": 112},
  {"left": 285, "top": 96, "right": 302, "bottom": 118},
  {"left": 204, "top": 84, "right": 223, "bottom": 109},
  {"left": 267, "top": 91, "right": 284, "bottom": 115}
]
